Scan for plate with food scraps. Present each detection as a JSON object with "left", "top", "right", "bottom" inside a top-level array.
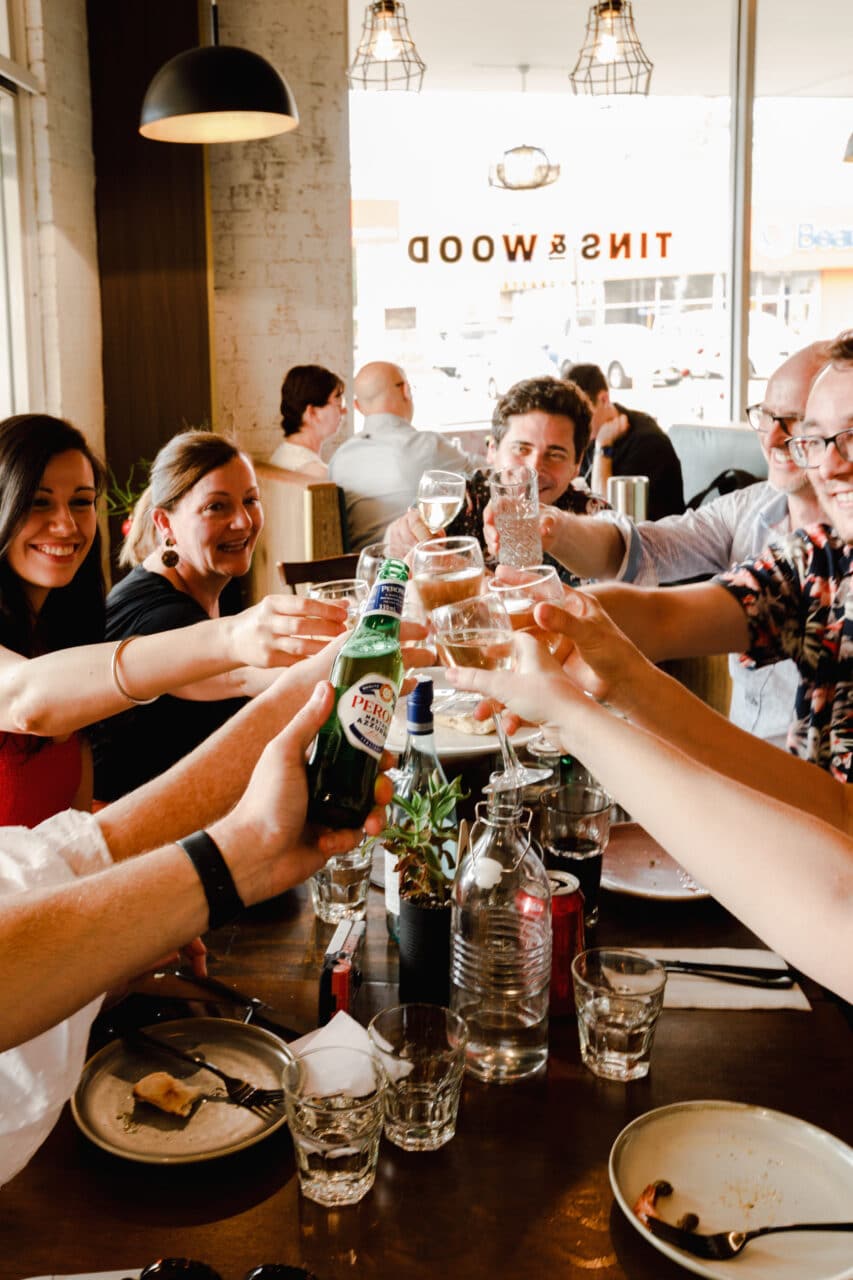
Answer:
[
  {"left": 386, "top": 668, "right": 537, "bottom": 759},
  {"left": 601, "top": 822, "right": 710, "bottom": 901},
  {"left": 609, "top": 1100, "right": 853, "bottom": 1280},
  {"left": 72, "top": 1017, "right": 292, "bottom": 1164}
]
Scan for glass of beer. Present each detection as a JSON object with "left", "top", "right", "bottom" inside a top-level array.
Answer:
[
  {"left": 416, "top": 470, "right": 467, "bottom": 535},
  {"left": 432, "top": 593, "right": 552, "bottom": 790},
  {"left": 488, "top": 564, "right": 565, "bottom": 758},
  {"left": 410, "top": 535, "right": 485, "bottom": 614}
]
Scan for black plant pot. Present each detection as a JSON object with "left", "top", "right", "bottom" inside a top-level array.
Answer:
[{"left": 398, "top": 896, "right": 451, "bottom": 1006}]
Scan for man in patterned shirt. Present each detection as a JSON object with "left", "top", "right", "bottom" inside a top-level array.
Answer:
[{"left": 579, "top": 331, "right": 853, "bottom": 780}]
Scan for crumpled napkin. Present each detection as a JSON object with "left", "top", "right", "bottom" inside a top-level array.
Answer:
[
  {"left": 289, "top": 1010, "right": 411, "bottom": 1096},
  {"left": 638, "top": 947, "right": 811, "bottom": 1012}
]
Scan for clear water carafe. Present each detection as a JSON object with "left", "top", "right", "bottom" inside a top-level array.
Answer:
[{"left": 450, "top": 793, "right": 552, "bottom": 1082}]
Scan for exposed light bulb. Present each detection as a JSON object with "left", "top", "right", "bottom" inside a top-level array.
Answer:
[
  {"left": 371, "top": 24, "right": 400, "bottom": 61},
  {"left": 595, "top": 19, "right": 619, "bottom": 64}
]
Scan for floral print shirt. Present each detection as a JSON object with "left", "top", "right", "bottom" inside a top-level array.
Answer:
[
  {"left": 448, "top": 469, "right": 609, "bottom": 583},
  {"left": 716, "top": 524, "right": 853, "bottom": 780}
]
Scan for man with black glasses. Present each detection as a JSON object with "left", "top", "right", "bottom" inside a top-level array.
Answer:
[
  {"left": 577, "top": 332, "right": 853, "bottom": 779},
  {"left": 537, "top": 341, "right": 829, "bottom": 743}
]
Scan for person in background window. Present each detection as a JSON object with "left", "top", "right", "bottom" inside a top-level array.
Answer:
[
  {"left": 0, "top": 416, "right": 333, "bottom": 827},
  {"left": 92, "top": 430, "right": 348, "bottom": 802},
  {"left": 567, "top": 362, "right": 685, "bottom": 518},
  {"left": 270, "top": 364, "right": 347, "bottom": 478}
]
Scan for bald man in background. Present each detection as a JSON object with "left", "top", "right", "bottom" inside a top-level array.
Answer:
[{"left": 329, "top": 361, "right": 470, "bottom": 550}]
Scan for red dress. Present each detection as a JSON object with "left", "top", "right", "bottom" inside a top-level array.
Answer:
[{"left": 0, "top": 731, "right": 82, "bottom": 826}]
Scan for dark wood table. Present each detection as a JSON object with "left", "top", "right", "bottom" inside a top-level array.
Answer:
[{"left": 2, "top": 874, "right": 851, "bottom": 1280}]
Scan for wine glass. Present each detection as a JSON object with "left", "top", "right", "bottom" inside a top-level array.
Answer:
[
  {"left": 417, "top": 470, "right": 467, "bottom": 536},
  {"left": 410, "top": 536, "right": 485, "bottom": 615},
  {"left": 356, "top": 541, "right": 388, "bottom": 587},
  {"left": 431, "top": 594, "right": 553, "bottom": 792},
  {"left": 488, "top": 564, "right": 565, "bottom": 759}
]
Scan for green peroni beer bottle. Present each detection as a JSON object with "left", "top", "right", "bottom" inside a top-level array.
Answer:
[{"left": 307, "top": 558, "right": 409, "bottom": 827}]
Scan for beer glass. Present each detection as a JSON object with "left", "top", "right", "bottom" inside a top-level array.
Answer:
[
  {"left": 489, "top": 465, "right": 543, "bottom": 568},
  {"left": 432, "top": 593, "right": 552, "bottom": 790},
  {"left": 417, "top": 470, "right": 466, "bottom": 535}
]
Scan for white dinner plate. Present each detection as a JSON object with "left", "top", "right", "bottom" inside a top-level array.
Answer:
[
  {"left": 386, "top": 667, "right": 537, "bottom": 759},
  {"left": 72, "top": 1018, "right": 291, "bottom": 1164},
  {"left": 601, "top": 822, "right": 710, "bottom": 901},
  {"left": 609, "top": 1100, "right": 853, "bottom": 1280}
]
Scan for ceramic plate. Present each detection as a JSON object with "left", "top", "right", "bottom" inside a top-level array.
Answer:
[
  {"left": 386, "top": 667, "right": 537, "bottom": 759},
  {"left": 609, "top": 1100, "right": 853, "bottom": 1280},
  {"left": 601, "top": 822, "right": 710, "bottom": 901},
  {"left": 72, "top": 1017, "right": 291, "bottom": 1164}
]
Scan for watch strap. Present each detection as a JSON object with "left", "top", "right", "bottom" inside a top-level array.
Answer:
[{"left": 178, "top": 829, "right": 245, "bottom": 931}]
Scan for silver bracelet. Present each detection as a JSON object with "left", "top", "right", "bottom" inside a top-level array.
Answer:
[{"left": 111, "top": 637, "right": 159, "bottom": 705}]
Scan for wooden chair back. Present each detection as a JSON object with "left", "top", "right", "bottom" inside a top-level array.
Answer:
[
  {"left": 248, "top": 462, "right": 345, "bottom": 602},
  {"left": 278, "top": 553, "right": 360, "bottom": 593}
]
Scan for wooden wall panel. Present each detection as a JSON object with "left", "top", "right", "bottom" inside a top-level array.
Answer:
[{"left": 87, "top": 0, "right": 213, "bottom": 544}]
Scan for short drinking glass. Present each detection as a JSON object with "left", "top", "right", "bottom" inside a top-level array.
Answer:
[
  {"left": 283, "top": 1046, "right": 385, "bottom": 1206},
  {"left": 309, "top": 842, "right": 372, "bottom": 924},
  {"left": 572, "top": 948, "right": 667, "bottom": 1082},
  {"left": 488, "top": 465, "right": 543, "bottom": 568},
  {"left": 539, "top": 783, "right": 611, "bottom": 927},
  {"left": 308, "top": 579, "right": 369, "bottom": 626},
  {"left": 368, "top": 1004, "right": 468, "bottom": 1151}
]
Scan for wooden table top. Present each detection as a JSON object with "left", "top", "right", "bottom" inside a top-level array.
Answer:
[{"left": 2, "top": 872, "right": 851, "bottom": 1280}]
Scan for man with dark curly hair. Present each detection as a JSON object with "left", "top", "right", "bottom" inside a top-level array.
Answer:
[{"left": 386, "top": 376, "right": 608, "bottom": 575}]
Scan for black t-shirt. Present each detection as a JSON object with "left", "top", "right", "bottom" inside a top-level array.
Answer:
[
  {"left": 583, "top": 404, "right": 685, "bottom": 520},
  {"left": 92, "top": 567, "right": 248, "bottom": 801}
]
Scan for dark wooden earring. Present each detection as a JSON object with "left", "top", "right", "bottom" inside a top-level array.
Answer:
[{"left": 161, "top": 537, "right": 179, "bottom": 568}]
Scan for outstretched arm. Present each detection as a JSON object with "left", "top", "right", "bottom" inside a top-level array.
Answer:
[
  {"left": 0, "top": 595, "right": 347, "bottom": 737},
  {"left": 447, "top": 632, "right": 853, "bottom": 1001},
  {"left": 0, "top": 681, "right": 390, "bottom": 1051},
  {"left": 582, "top": 579, "right": 749, "bottom": 661}
]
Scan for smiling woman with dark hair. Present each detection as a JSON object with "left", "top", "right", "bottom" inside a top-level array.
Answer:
[
  {"left": 0, "top": 416, "right": 345, "bottom": 825},
  {"left": 269, "top": 363, "right": 346, "bottom": 476}
]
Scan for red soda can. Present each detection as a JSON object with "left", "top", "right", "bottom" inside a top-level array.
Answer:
[{"left": 548, "top": 870, "right": 585, "bottom": 1017}]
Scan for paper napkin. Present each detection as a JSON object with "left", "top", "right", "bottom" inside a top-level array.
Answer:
[{"left": 638, "top": 947, "right": 811, "bottom": 1011}]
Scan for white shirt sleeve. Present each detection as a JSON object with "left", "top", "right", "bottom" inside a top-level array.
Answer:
[{"left": 0, "top": 810, "right": 114, "bottom": 1188}]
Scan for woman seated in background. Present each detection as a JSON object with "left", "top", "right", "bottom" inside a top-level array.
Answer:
[
  {"left": 0, "top": 415, "right": 340, "bottom": 827},
  {"left": 448, "top": 589, "right": 853, "bottom": 1002},
  {"left": 269, "top": 363, "right": 346, "bottom": 477},
  {"left": 93, "top": 430, "right": 347, "bottom": 802}
]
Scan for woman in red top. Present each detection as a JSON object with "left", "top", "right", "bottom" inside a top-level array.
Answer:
[{"left": 0, "top": 415, "right": 348, "bottom": 825}]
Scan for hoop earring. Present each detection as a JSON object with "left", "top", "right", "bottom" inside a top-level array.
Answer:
[{"left": 161, "top": 537, "right": 179, "bottom": 569}]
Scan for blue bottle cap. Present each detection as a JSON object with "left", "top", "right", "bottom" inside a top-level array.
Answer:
[{"left": 407, "top": 677, "right": 434, "bottom": 732}]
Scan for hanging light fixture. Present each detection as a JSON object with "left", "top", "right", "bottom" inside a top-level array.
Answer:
[
  {"left": 489, "top": 66, "right": 560, "bottom": 191},
  {"left": 569, "top": 1, "right": 653, "bottom": 96},
  {"left": 139, "top": 0, "right": 299, "bottom": 143},
  {"left": 348, "top": 1, "right": 426, "bottom": 92}
]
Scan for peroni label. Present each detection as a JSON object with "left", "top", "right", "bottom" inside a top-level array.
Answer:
[
  {"left": 363, "top": 579, "right": 406, "bottom": 619},
  {"left": 338, "top": 672, "right": 398, "bottom": 759}
]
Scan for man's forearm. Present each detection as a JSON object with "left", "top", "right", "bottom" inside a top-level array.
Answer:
[
  {"left": 97, "top": 658, "right": 324, "bottom": 860},
  {"left": 585, "top": 581, "right": 749, "bottom": 662},
  {"left": 547, "top": 511, "right": 628, "bottom": 579}
]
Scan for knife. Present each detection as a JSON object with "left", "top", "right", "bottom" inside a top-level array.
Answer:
[
  {"left": 152, "top": 967, "right": 301, "bottom": 1039},
  {"left": 656, "top": 959, "right": 795, "bottom": 987}
]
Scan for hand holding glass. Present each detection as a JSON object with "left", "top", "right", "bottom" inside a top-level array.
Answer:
[
  {"left": 489, "top": 465, "right": 543, "bottom": 568},
  {"left": 417, "top": 470, "right": 466, "bottom": 535},
  {"left": 308, "top": 579, "right": 369, "bottom": 627},
  {"left": 488, "top": 565, "right": 565, "bottom": 758}
]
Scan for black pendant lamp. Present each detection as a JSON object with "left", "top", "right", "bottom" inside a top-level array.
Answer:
[{"left": 139, "top": 0, "right": 299, "bottom": 144}]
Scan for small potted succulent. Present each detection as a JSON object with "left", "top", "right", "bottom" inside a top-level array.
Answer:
[{"left": 378, "top": 773, "right": 464, "bottom": 1006}]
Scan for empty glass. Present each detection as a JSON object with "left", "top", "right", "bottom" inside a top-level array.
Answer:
[
  {"left": 355, "top": 542, "right": 388, "bottom": 587},
  {"left": 367, "top": 1004, "right": 468, "bottom": 1151},
  {"left": 308, "top": 578, "right": 369, "bottom": 627}
]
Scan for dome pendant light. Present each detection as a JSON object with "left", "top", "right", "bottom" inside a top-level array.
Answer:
[
  {"left": 140, "top": 0, "right": 299, "bottom": 144},
  {"left": 570, "top": 1, "right": 653, "bottom": 96}
]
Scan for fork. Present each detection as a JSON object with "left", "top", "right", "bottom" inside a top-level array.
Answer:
[
  {"left": 646, "top": 1215, "right": 853, "bottom": 1259},
  {"left": 124, "top": 1027, "right": 285, "bottom": 1115}
]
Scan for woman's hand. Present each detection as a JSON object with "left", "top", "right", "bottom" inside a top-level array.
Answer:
[
  {"left": 534, "top": 587, "right": 651, "bottom": 713},
  {"left": 447, "top": 632, "right": 574, "bottom": 731},
  {"left": 225, "top": 595, "right": 349, "bottom": 669},
  {"left": 210, "top": 681, "right": 394, "bottom": 906}
]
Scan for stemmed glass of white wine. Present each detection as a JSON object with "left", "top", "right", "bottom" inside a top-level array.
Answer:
[
  {"left": 417, "top": 470, "right": 467, "bottom": 536},
  {"left": 431, "top": 594, "right": 553, "bottom": 791},
  {"left": 488, "top": 565, "right": 564, "bottom": 758}
]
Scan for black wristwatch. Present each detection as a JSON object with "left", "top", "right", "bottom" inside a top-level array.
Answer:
[{"left": 178, "top": 830, "right": 245, "bottom": 930}]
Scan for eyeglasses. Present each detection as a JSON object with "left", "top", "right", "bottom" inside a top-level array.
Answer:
[
  {"left": 788, "top": 428, "right": 853, "bottom": 469},
  {"left": 746, "top": 404, "right": 804, "bottom": 435}
]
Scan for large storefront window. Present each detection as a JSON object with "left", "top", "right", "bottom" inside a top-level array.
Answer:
[
  {"left": 0, "top": 0, "right": 32, "bottom": 417},
  {"left": 752, "top": 0, "right": 853, "bottom": 362},
  {"left": 349, "top": 1, "right": 733, "bottom": 434}
]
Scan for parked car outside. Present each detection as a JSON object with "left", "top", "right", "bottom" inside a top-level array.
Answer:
[{"left": 557, "top": 322, "right": 684, "bottom": 390}]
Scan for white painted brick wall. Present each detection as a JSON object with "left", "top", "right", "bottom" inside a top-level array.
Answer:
[
  {"left": 22, "top": 0, "right": 104, "bottom": 454},
  {"left": 209, "top": 0, "right": 353, "bottom": 461}
]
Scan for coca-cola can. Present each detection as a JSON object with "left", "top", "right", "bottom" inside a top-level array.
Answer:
[{"left": 548, "top": 870, "right": 585, "bottom": 1017}]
